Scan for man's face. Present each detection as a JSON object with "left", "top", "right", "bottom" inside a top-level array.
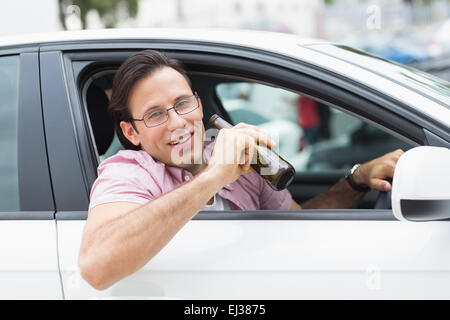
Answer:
[{"left": 120, "top": 66, "right": 205, "bottom": 169}]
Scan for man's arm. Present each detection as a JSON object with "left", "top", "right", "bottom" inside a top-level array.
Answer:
[
  {"left": 290, "top": 200, "right": 302, "bottom": 210},
  {"left": 288, "top": 179, "right": 363, "bottom": 210},
  {"left": 79, "top": 168, "right": 223, "bottom": 290},
  {"left": 291, "top": 149, "right": 404, "bottom": 210},
  {"left": 299, "top": 178, "right": 366, "bottom": 209}
]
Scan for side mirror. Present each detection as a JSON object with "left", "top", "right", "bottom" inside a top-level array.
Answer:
[{"left": 392, "top": 146, "right": 450, "bottom": 221}]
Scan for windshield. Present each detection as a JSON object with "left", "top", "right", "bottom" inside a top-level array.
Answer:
[{"left": 307, "top": 44, "right": 450, "bottom": 108}]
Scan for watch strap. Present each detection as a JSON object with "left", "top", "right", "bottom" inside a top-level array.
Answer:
[{"left": 345, "top": 164, "right": 370, "bottom": 193}]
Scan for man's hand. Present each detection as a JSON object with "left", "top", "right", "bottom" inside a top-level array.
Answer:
[
  {"left": 353, "top": 149, "right": 404, "bottom": 192},
  {"left": 206, "top": 123, "right": 276, "bottom": 185}
]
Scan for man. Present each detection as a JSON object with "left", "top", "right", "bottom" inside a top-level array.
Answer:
[{"left": 79, "top": 50, "right": 403, "bottom": 290}]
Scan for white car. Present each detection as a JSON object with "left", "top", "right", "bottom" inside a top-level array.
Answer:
[{"left": 0, "top": 28, "right": 449, "bottom": 299}]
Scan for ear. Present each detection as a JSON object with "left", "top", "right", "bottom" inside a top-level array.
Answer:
[{"left": 120, "top": 121, "right": 141, "bottom": 147}]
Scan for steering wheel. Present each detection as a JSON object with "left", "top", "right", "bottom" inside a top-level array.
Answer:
[{"left": 374, "top": 178, "right": 393, "bottom": 209}]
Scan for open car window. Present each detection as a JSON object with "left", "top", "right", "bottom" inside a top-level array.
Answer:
[
  {"left": 83, "top": 68, "right": 413, "bottom": 211},
  {"left": 216, "top": 81, "right": 413, "bottom": 174}
]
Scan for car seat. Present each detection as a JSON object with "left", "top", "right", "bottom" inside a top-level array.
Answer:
[{"left": 86, "top": 83, "right": 115, "bottom": 156}]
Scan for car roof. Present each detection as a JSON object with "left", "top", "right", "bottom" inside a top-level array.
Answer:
[{"left": 0, "top": 28, "right": 325, "bottom": 49}]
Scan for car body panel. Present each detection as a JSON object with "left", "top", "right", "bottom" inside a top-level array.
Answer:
[{"left": 57, "top": 218, "right": 450, "bottom": 299}]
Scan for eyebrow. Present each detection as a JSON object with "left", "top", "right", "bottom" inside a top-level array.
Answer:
[{"left": 141, "top": 94, "right": 193, "bottom": 116}]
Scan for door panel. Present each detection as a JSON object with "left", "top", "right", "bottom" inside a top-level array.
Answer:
[
  {"left": 0, "top": 221, "right": 61, "bottom": 299},
  {"left": 58, "top": 216, "right": 450, "bottom": 299}
]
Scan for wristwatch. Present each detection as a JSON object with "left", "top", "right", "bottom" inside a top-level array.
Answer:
[{"left": 345, "top": 164, "right": 370, "bottom": 193}]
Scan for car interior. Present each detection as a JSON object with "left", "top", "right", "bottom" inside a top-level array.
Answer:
[{"left": 81, "top": 66, "right": 413, "bottom": 210}]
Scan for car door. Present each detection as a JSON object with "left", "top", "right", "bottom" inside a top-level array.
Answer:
[
  {"left": 53, "top": 40, "right": 450, "bottom": 299},
  {"left": 0, "top": 48, "right": 61, "bottom": 299}
]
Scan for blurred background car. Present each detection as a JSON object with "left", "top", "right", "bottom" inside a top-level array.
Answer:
[
  {"left": 419, "top": 18, "right": 450, "bottom": 58},
  {"left": 343, "top": 31, "right": 429, "bottom": 64}
]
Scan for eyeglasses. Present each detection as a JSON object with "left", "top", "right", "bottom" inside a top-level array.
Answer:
[{"left": 131, "top": 94, "right": 199, "bottom": 128}]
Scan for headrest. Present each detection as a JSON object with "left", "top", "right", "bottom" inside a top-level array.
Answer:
[{"left": 86, "top": 84, "right": 114, "bottom": 155}]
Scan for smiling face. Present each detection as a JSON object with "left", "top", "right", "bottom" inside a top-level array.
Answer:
[{"left": 120, "top": 66, "right": 206, "bottom": 172}]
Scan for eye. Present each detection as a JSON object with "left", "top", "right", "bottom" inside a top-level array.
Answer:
[
  {"left": 176, "top": 98, "right": 195, "bottom": 110},
  {"left": 146, "top": 109, "right": 165, "bottom": 119},
  {"left": 177, "top": 100, "right": 189, "bottom": 107}
]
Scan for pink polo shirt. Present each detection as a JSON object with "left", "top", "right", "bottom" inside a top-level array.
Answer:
[{"left": 89, "top": 142, "right": 293, "bottom": 211}]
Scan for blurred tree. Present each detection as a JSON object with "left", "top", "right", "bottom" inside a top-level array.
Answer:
[{"left": 59, "top": 0, "right": 138, "bottom": 29}]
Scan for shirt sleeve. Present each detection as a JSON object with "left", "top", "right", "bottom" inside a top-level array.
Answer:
[
  {"left": 88, "top": 160, "right": 154, "bottom": 211},
  {"left": 258, "top": 178, "right": 293, "bottom": 210}
]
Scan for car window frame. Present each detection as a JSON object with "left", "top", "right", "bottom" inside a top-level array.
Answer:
[
  {"left": 0, "top": 47, "right": 55, "bottom": 220},
  {"left": 57, "top": 41, "right": 444, "bottom": 221},
  {"left": 40, "top": 50, "right": 93, "bottom": 216}
]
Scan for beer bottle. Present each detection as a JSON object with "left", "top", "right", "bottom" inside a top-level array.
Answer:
[{"left": 209, "top": 114, "right": 296, "bottom": 191}]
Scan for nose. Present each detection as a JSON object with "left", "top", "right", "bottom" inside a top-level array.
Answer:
[{"left": 166, "top": 107, "right": 187, "bottom": 131}]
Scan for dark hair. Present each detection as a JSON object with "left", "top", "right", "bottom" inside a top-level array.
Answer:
[{"left": 109, "top": 49, "right": 193, "bottom": 150}]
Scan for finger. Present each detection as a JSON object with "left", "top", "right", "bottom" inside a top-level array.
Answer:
[
  {"left": 231, "top": 124, "right": 275, "bottom": 147},
  {"left": 235, "top": 137, "right": 246, "bottom": 165},
  {"left": 245, "top": 136, "right": 256, "bottom": 166},
  {"left": 386, "top": 149, "right": 404, "bottom": 163},
  {"left": 381, "top": 160, "right": 396, "bottom": 178},
  {"left": 226, "top": 133, "right": 240, "bottom": 164},
  {"left": 238, "top": 135, "right": 255, "bottom": 173},
  {"left": 242, "top": 149, "right": 255, "bottom": 173},
  {"left": 234, "top": 122, "right": 260, "bottom": 131},
  {"left": 235, "top": 127, "right": 277, "bottom": 148},
  {"left": 230, "top": 133, "right": 248, "bottom": 164},
  {"left": 239, "top": 134, "right": 256, "bottom": 165},
  {"left": 243, "top": 143, "right": 256, "bottom": 174},
  {"left": 370, "top": 178, "right": 392, "bottom": 192},
  {"left": 394, "top": 149, "right": 404, "bottom": 161},
  {"left": 241, "top": 150, "right": 252, "bottom": 172}
]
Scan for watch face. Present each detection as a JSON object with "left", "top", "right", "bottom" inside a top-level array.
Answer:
[{"left": 350, "top": 164, "right": 360, "bottom": 175}]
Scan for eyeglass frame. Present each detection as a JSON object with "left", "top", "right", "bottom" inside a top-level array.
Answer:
[{"left": 130, "top": 94, "right": 200, "bottom": 129}]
